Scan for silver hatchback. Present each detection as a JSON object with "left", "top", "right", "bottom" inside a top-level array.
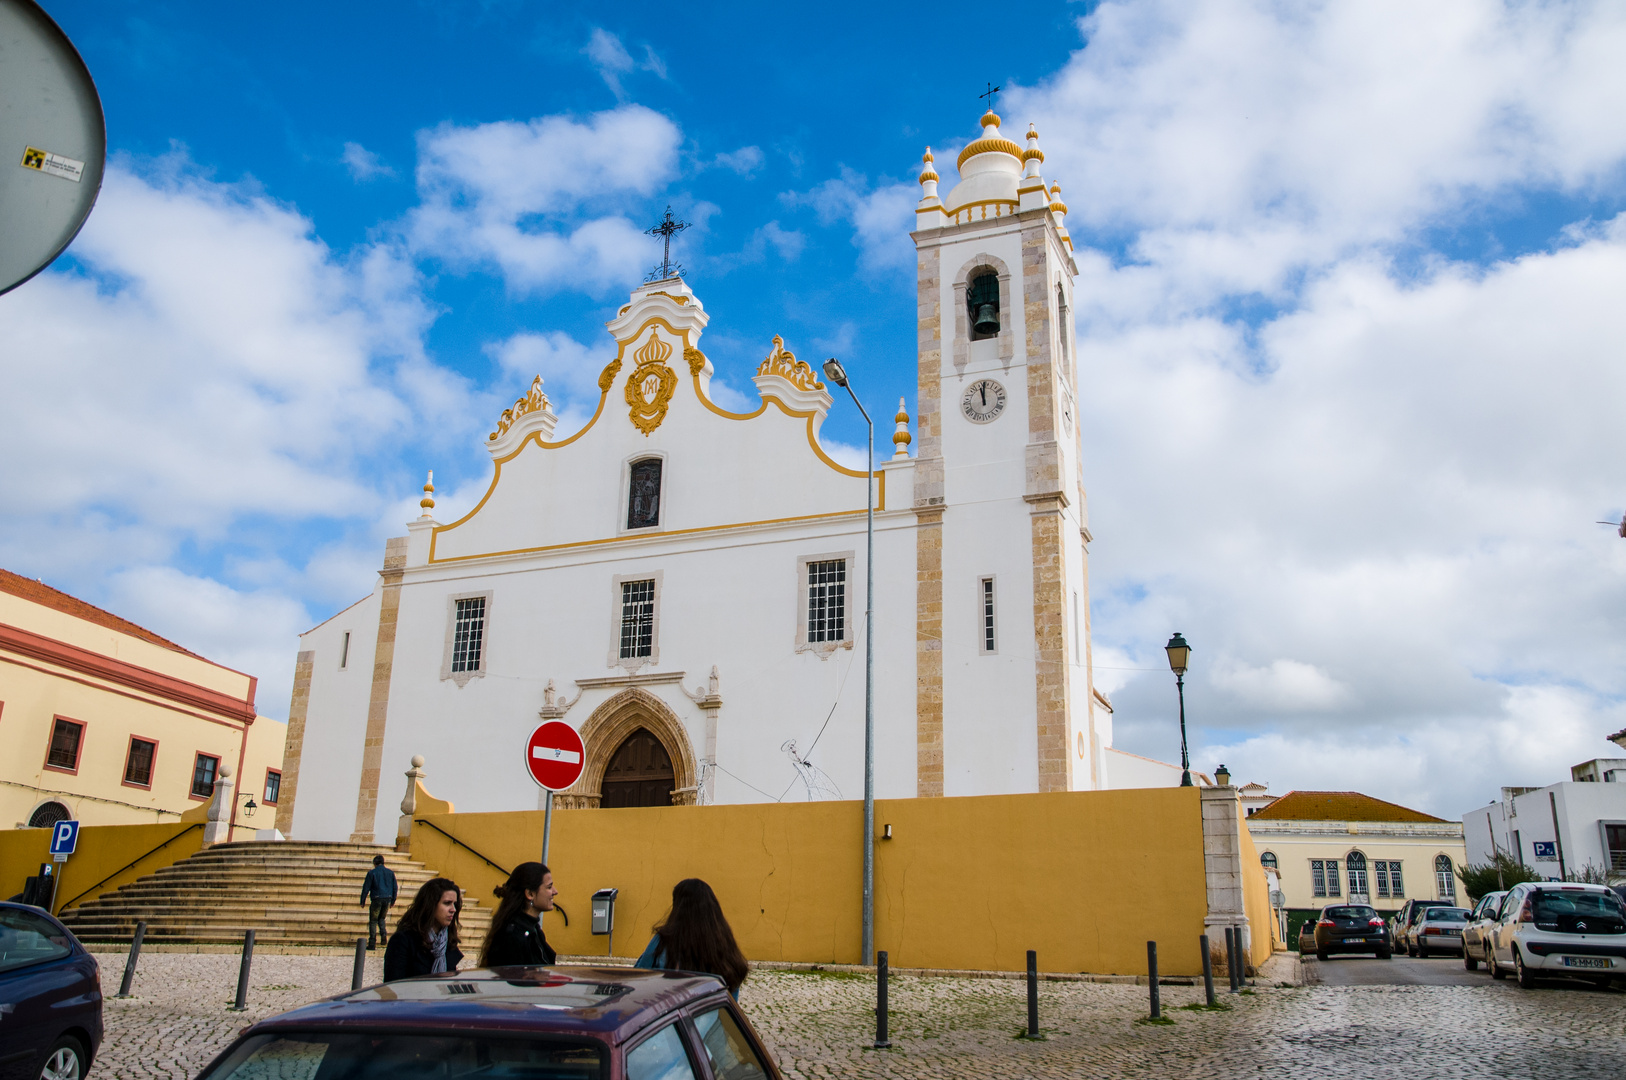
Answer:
[{"left": 1408, "top": 905, "right": 1470, "bottom": 958}]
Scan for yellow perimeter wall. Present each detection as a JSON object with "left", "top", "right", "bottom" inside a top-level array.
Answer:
[
  {"left": 0, "top": 820, "right": 204, "bottom": 912},
  {"left": 1237, "top": 812, "right": 1278, "bottom": 968},
  {"left": 412, "top": 787, "right": 1245, "bottom": 976}
]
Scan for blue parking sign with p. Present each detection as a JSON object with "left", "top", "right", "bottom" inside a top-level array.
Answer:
[{"left": 49, "top": 819, "right": 79, "bottom": 857}]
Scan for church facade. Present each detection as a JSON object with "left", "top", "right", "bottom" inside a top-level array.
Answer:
[{"left": 280, "top": 110, "right": 1120, "bottom": 844}]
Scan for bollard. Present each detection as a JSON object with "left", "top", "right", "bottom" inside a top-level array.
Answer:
[
  {"left": 1224, "top": 928, "right": 1236, "bottom": 992},
  {"left": 1147, "top": 942, "right": 1161, "bottom": 1019},
  {"left": 230, "top": 929, "right": 255, "bottom": 1011},
  {"left": 1025, "top": 949, "right": 1039, "bottom": 1038},
  {"left": 1199, "top": 933, "right": 1215, "bottom": 1006},
  {"left": 115, "top": 922, "right": 146, "bottom": 999},
  {"left": 873, "top": 950, "right": 891, "bottom": 1049},
  {"left": 1228, "top": 927, "right": 1242, "bottom": 993},
  {"left": 352, "top": 937, "right": 367, "bottom": 991}
]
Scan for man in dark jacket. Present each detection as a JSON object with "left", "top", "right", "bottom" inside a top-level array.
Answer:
[{"left": 360, "top": 854, "right": 398, "bottom": 950}]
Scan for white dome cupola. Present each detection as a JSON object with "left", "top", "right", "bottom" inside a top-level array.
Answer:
[{"left": 941, "top": 110, "right": 1023, "bottom": 222}]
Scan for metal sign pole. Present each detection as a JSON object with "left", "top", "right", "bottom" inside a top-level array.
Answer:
[{"left": 539, "top": 789, "right": 553, "bottom": 927}]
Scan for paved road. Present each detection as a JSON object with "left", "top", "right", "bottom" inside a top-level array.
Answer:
[{"left": 1304, "top": 952, "right": 1488, "bottom": 987}]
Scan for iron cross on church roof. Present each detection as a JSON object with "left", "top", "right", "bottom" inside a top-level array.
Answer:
[
  {"left": 644, "top": 205, "right": 690, "bottom": 282},
  {"left": 979, "top": 82, "right": 1002, "bottom": 113}
]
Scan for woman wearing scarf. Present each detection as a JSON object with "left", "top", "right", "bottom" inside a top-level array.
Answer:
[{"left": 383, "top": 876, "right": 464, "bottom": 981}]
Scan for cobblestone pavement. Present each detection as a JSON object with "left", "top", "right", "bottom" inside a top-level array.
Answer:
[
  {"left": 1303, "top": 953, "right": 1486, "bottom": 987},
  {"left": 91, "top": 952, "right": 1625, "bottom": 1080}
]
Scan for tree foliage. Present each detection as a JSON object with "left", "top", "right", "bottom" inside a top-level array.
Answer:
[{"left": 1456, "top": 853, "right": 1542, "bottom": 901}]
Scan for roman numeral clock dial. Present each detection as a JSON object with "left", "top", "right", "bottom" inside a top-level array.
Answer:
[{"left": 961, "top": 378, "right": 1006, "bottom": 424}]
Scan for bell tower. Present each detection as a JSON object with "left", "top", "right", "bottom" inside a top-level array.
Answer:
[{"left": 910, "top": 109, "right": 1102, "bottom": 796}]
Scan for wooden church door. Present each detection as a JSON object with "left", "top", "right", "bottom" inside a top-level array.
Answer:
[{"left": 600, "top": 727, "right": 675, "bottom": 808}]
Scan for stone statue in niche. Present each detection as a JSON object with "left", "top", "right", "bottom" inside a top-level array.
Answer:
[{"left": 627, "top": 458, "right": 662, "bottom": 529}]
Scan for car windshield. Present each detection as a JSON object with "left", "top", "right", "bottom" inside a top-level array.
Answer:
[
  {"left": 1424, "top": 908, "right": 1469, "bottom": 922},
  {"left": 203, "top": 1033, "right": 606, "bottom": 1080},
  {"left": 1325, "top": 907, "right": 1376, "bottom": 919},
  {"left": 1534, "top": 892, "right": 1626, "bottom": 921}
]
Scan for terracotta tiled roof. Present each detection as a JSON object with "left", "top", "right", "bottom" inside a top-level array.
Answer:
[
  {"left": 0, "top": 567, "right": 202, "bottom": 658},
  {"left": 1247, "top": 790, "right": 1445, "bottom": 823}
]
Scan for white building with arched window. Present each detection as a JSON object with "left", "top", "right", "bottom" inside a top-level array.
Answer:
[{"left": 276, "top": 110, "right": 1145, "bottom": 843}]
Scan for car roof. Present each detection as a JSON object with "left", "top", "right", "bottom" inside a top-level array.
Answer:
[
  {"left": 1525, "top": 882, "right": 1615, "bottom": 893},
  {"left": 248, "top": 966, "right": 728, "bottom": 1046}
]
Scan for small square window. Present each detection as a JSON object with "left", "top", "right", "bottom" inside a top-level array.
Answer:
[
  {"left": 124, "top": 737, "right": 157, "bottom": 787},
  {"left": 191, "top": 753, "right": 220, "bottom": 799},
  {"left": 263, "top": 769, "right": 282, "bottom": 805},
  {"left": 45, "top": 718, "right": 84, "bottom": 772}
]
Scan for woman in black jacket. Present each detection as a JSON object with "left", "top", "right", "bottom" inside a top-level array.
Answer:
[
  {"left": 479, "top": 862, "right": 558, "bottom": 968},
  {"left": 383, "top": 877, "right": 464, "bottom": 982}
]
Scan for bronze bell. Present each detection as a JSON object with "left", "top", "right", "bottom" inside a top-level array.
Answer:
[{"left": 972, "top": 302, "right": 999, "bottom": 336}]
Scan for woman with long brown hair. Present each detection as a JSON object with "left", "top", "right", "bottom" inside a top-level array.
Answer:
[
  {"left": 383, "top": 877, "right": 463, "bottom": 981},
  {"left": 479, "top": 861, "right": 558, "bottom": 967},
  {"left": 634, "top": 878, "right": 748, "bottom": 998}
]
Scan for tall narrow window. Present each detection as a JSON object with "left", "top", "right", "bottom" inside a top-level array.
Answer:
[
  {"left": 339, "top": 631, "right": 351, "bottom": 669},
  {"left": 807, "top": 560, "right": 847, "bottom": 643},
  {"left": 627, "top": 458, "right": 662, "bottom": 529},
  {"left": 1073, "top": 592, "right": 1081, "bottom": 663},
  {"left": 620, "top": 579, "right": 656, "bottom": 658},
  {"left": 1388, "top": 861, "right": 1404, "bottom": 897},
  {"left": 1325, "top": 859, "right": 1342, "bottom": 896},
  {"left": 124, "top": 737, "right": 157, "bottom": 787},
  {"left": 967, "top": 271, "right": 999, "bottom": 340},
  {"left": 1056, "top": 282, "right": 1070, "bottom": 373},
  {"left": 263, "top": 769, "right": 282, "bottom": 805},
  {"left": 45, "top": 718, "right": 84, "bottom": 771},
  {"left": 1374, "top": 861, "right": 1391, "bottom": 898},
  {"left": 1435, "top": 855, "right": 1456, "bottom": 901},
  {"left": 980, "top": 577, "right": 996, "bottom": 653},
  {"left": 1311, "top": 860, "right": 1327, "bottom": 897},
  {"left": 191, "top": 753, "right": 220, "bottom": 798},
  {"left": 1346, "top": 851, "right": 1368, "bottom": 899},
  {"left": 451, "top": 596, "right": 486, "bottom": 673}
]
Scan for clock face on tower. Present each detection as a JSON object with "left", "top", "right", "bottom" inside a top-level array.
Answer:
[{"left": 961, "top": 378, "right": 1007, "bottom": 424}]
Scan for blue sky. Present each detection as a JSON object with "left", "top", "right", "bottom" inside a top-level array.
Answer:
[{"left": 8, "top": 0, "right": 1626, "bottom": 819}]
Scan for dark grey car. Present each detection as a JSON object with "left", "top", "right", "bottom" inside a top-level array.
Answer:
[{"left": 0, "top": 902, "right": 102, "bottom": 1080}]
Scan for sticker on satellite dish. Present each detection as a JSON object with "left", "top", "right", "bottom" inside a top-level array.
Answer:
[{"left": 20, "top": 146, "right": 85, "bottom": 183}]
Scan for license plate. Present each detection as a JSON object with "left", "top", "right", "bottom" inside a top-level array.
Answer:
[
  {"left": 1343, "top": 938, "right": 1366, "bottom": 944},
  {"left": 1561, "top": 956, "right": 1611, "bottom": 969}
]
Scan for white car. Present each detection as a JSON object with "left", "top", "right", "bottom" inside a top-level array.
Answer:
[
  {"left": 1463, "top": 890, "right": 1507, "bottom": 971},
  {"left": 1487, "top": 882, "right": 1626, "bottom": 989}
]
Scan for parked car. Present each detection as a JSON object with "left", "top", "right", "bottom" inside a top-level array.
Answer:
[
  {"left": 0, "top": 901, "right": 103, "bottom": 1080},
  {"left": 1311, "top": 903, "right": 1392, "bottom": 960},
  {"left": 1389, "top": 898, "right": 1427, "bottom": 954},
  {"left": 1487, "top": 882, "right": 1626, "bottom": 990},
  {"left": 194, "top": 966, "right": 779, "bottom": 1080},
  {"left": 1462, "top": 891, "right": 1507, "bottom": 971},
  {"left": 1298, "top": 920, "right": 1318, "bottom": 955},
  {"left": 1407, "top": 906, "right": 1470, "bottom": 958}
]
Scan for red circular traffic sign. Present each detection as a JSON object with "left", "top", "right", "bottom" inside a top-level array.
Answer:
[{"left": 526, "top": 721, "right": 585, "bottom": 791}]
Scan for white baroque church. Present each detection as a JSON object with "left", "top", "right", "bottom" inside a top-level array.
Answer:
[{"left": 282, "top": 110, "right": 1134, "bottom": 844}]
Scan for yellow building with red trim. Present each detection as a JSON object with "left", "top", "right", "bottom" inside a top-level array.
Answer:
[{"left": 0, "top": 568, "right": 285, "bottom": 835}]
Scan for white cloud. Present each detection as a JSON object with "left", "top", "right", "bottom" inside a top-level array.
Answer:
[
  {"left": 714, "top": 146, "right": 764, "bottom": 176},
  {"left": 583, "top": 29, "right": 667, "bottom": 100},
  {"left": 784, "top": 168, "right": 916, "bottom": 272},
  {"left": 483, "top": 330, "right": 614, "bottom": 402},
  {"left": 974, "top": 0, "right": 1626, "bottom": 816},
  {"left": 341, "top": 141, "right": 395, "bottom": 181},
  {"left": 409, "top": 105, "right": 681, "bottom": 293}
]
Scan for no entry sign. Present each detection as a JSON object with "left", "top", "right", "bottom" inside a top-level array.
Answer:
[{"left": 526, "top": 721, "right": 585, "bottom": 791}]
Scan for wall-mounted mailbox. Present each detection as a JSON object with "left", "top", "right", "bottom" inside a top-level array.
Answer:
[{"left": 591, "top": 888, "right": 619, "bottom": 953}]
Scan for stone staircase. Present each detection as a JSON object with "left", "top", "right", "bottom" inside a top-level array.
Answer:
[{"left": 59, "top": 840, "right": 494, "bottom": 948}]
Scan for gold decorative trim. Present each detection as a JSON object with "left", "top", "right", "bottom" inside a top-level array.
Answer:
[
  {"left": 645, "top": 291, "right": 690, "bottom": 306},
  {"left": 684, "top": 345, "right": 708, "bottom": 376},
  {"left": 956, "top": 137, "right": 1023, "bottom": 169},
  {"left": 1022, "top": 147, "right": 1044, "bottom": 162},
  {"left": 624, "top": 330, "right": 678, "bottom": 436},
  {"left": 597, "top": 359, "right": 623, "bottom": 393},
  {"left": 754, "top": 335, "right": 824, "bottom": 391},
  {"left": 489, "top": 375, "right": 551, "bottom": 441}
]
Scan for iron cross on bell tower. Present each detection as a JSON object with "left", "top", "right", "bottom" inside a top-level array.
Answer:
[{"left": 644, "top": 205, "right": 691, "bottom": 282}]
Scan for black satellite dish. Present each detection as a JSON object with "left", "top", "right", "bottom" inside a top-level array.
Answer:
[{"left": 0, "top": 0, "right": 106, "bottom": 296}]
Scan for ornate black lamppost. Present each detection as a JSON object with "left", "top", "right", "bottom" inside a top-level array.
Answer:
[{"left": 1165, "top": 632, "right": 1192, "bottom": 787}]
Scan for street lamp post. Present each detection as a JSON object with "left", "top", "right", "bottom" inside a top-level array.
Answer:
[
  {"left": 822, "top": 357, "right": 876, "bottom": 966},
  {"left": 1164, "top": 632, "right": 1192, "bottom": 787}
]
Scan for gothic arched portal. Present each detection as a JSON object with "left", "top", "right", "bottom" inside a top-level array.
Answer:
[{"left": 557, "top": 687, "right": 698, "bottom": 808}]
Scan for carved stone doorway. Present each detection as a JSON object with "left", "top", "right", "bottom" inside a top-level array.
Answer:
[{"left": 601, "top": 728, "right": 675, "bottom": 808}]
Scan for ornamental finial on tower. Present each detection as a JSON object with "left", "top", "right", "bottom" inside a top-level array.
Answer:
[
  {"left": 916, "top": 146, "right": 944, "bottom": 224},
  {"left": 419, "top": 470, "right": 436, "bottom": 517},
  {"left": 892, "top": 398, "right": 912, "bottom": 459},
  {"left": 1018, "top": 124, "right": 1049, "bottom": 211}
]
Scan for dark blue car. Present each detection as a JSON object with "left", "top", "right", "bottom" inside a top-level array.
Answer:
[
  {"left": 196, "top": 966, "right": 779, "bottom": 1080},
  {"left": 0, "top": 902, "right": 102, "bottom": 1080}
]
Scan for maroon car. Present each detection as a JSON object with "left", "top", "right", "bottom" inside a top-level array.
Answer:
[{"left": 195, "top": 967, "right": 779, "bottom": 1080}]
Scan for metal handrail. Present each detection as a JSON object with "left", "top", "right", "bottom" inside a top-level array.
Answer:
[
  {"left": 411, "top": 818, "right": 568, "bottom": 926},
  {"left": 57, "top": 823, "right": 204, "bottom": 912}
]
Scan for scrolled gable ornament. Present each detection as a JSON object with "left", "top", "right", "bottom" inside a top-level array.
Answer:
[
  {"left": 624, "top": 330, "right": 679, "bottom": 435},
  {"left": 489, "top": 375, "right": 551, "bottom": 441}
]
